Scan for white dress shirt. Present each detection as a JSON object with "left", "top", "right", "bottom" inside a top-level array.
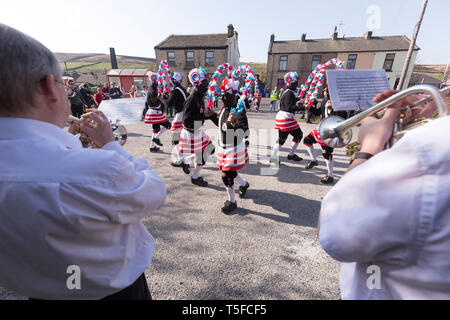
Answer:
[
  {"left": 320, "top": 116, "right": 450, "bottom": 300},
  {"left": 0, "top": 118, "right": 166, "bottom": 299}
]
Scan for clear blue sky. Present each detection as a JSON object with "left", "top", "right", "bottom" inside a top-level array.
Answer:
[{"left": 1, "top": 0, "right": 448, "bottom": 64}]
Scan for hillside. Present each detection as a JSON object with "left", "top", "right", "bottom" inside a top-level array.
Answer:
[
  {"left": 56, "top": 53, "right": 157, "bottom": 74},
  {"left": 241, "top": 62, "right": 267, "bottom": 84}
]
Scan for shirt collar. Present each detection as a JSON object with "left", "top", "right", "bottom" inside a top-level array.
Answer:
[{"left": 0, "top": 117, "right": 82, "bottom": 150}]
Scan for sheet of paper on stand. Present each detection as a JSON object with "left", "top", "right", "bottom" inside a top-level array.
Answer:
[
  {"left": 326, "top": 70, "right": 391, "bottom": 111},
  {"left": 98, "top": 97, "right": 146, "bottom": 125}
]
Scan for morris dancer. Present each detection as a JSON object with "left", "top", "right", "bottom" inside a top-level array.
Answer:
[
  {"left": 179, "top": 67, "right": 216, "bottom": 187},
  {"left": 303, "top": 128, "right": 335, "bottom": 184},
  {"left": 270, "top": 72, "right": 304, "bottom": 164},
  {"left": 216, "top": 79, "right": 250, "bottom": 214},
  {"left": 303, "top": 98, "right": 338, "bottom": 185},
  {"left": 235, "top": 93, "right": 250, "bottom": 147},
  {"left": 144, "top": 74, "right": 172, "bottom": 153},
  {"left": 168, "top": 72, "right": 189, "bottom": 173}
]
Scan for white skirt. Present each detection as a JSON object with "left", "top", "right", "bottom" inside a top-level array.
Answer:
[
  {"left": 171, "top": 112, "right": 183, "bottom": 133},
  {"left": 144, "top": 108, "right": 168, "bottom": 124},
  {"left": 275, "top": 111, "right": 300, "bottom": 132},
  {"left": 217, "top": 141, "right": 249, "bottom": 171},
  {"left": 179, "top": 128, "right": 212, "bottom": 155}
]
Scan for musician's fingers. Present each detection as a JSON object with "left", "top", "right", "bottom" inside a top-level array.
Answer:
[
  {"left": 373, "top": 90, "right": 399, "bottom": 103},
  {"left": 82, "top": 111, "right": 103, "bottom": 125}
]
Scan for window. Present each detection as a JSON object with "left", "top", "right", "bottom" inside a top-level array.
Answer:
[
  {"left": 279, "top": 56, "right": 288, "bottom": 71},
  {"left": 347, "top": 54, "right": 357, "bottom": 69},
  {"left": 312, "top": 55, "right": 321, "bottom": 70},
  {"left": 383, "top": 53, "right": 395, "bottom": 72},
  {"left": 394, "top": 78, "right": 401, "bottom": 90},
  {"left": 167, "top": 52, "right": 175, "bottom": 66},
  {"left": 205, "top": 51, "right": 214, "bottom": 66},
  {"left": 186, "top": 51, "right": 194, "bottom": 66}
]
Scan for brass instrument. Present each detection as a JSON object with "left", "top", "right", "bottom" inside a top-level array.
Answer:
[
  {"left": 68, "top": 115, "right": 128, "bottom": 148},
  {"left": 318, "top": 85, "right": 450, "bottom": 156}
]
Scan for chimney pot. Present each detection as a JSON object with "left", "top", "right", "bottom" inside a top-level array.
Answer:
[
  {"left": 301, "top": 33, "right": 307, "bottom": 42},
  {"left": 270, "top": 34, "right": 275, "bottom": 42},
  {"left": 227, "top": 24, "right": 235, "bottom": 38},
  {"left": 332, "top": 26, "right": 338, "bottom": 40},
  {"left": 364, "top": 31, "right": 373, "bottom": 39}
]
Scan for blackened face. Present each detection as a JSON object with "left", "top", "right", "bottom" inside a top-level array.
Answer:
[
  {"left": 290, "top": 81, "right": 299, "bottom": 89},
  {"left": 198, "top": 79, "right": 209, "bottom": 94},
  {"left": 222, "top": 92, "right": 236, "bottom": 109}
]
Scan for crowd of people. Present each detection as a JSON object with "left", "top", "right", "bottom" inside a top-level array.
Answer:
[
  {"left": 65, "top": 79, "right": 148, "bottom": 118},
  {"left": 0, "top": 23, "right": 449, "bottom": 301}
]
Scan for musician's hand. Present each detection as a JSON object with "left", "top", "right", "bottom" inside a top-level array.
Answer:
[
  {"left": 407, "top": 91, "right": 447, "bottom": 120},
  {"left": 68, "top": 123, "right": 79, "bottom": 135},
  {"left": 79, "top": 110, "right": 114, "bottom": 148},
  {"left": 358, "top": 90, "right": 417, "bottom": 155}
]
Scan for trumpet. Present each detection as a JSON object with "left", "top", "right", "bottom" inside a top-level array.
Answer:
[
  {"left": 68, "top": 115, "right": 128, "bottom": 148},
  {"left": 318, "top": 85, "right": 450, "bottom": 149}
]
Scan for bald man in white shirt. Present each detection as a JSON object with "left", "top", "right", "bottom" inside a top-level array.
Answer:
[
  {"left": 0, "top": 24, "right": 166, "bottom": 300},
  {"left": 319, "top": 89, "right": 450, "bottom": 300}
]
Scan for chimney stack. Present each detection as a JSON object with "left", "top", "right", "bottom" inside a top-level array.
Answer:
[
  {"left": 332, "top": 26, "right": 338, "bottom": 40},
  {"left": 301, "top": 33, "right": 307, "bottom": 42},
  {"left": 227, "top": 24, "right": 235, "bottom": 38},
  {"left": 109, "top": 47, "right": 118, "bottom": 69},
  {"left": 270, "top": 34, "right": 275, "bottom": 43},
  {"left": 364, "top": 31, "right": 373, "bottom": 39}
]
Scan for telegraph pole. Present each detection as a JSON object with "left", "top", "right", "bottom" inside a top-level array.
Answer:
[
  {"left": 442, "top": 59, "right": 450, "bottom": 88},
  {"left": 397, "top": 0, "right": 428, "bottom": 90}
]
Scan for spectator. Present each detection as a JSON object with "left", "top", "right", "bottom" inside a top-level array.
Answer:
[
  {"left": 109, "top": 82, "right": 122, "bottom": 99},
  {"left": 254, "top": 90, "right": 261, "bottom": 111},
  {"left": 67, "top": 80, "right": 86, "bottom": 118},
  {"left": 101, "top": 83, "right": 110, "bottom": 97},
  {"left": 94, "top": 87, "right": 107, "bottom": 106},
  {"left": 141, "top": 85, "right": 148, "bottom": 97},
  {"left": 305, "top": 99, "right": 322, "bottom": 124},
  {"left": 319, "top": 90, "right": 450, "bottom": 299},
  {"left": 0, "top": 23, "right": 166, "bottom": 300},
  {"left": 129, "top": 84, "right": 139, "bottom": 98},
  {"left": 80, "top": 83, "right": 91, "bottom": 107},
  {"left": 270, "top": 87, "right": 280, "bottom": 113}
]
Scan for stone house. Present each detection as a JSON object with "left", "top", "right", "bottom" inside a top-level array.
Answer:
[
  {"left": 154, "top": 25, "right": 240, "bottom": 86},
  {"left": 267, "top": 27, "right": 420, "bottom": 92}
]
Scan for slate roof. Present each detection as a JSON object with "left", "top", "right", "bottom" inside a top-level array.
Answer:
[
  {"left": 270, "top": 35, "right": 420, "bottom": 54},
  {"left": 155, "top": 34, "right": 231, "bottom": 50}
]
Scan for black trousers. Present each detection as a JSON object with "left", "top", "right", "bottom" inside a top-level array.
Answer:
[
  {"left": 29, "top": 273, "right": 151, "bottom": 301},
  {"left": 102, "top": 273, "right": 152, "bottom": 300},
  {"left": 278, "top": 128, "right": 303, "bottom": 145}
]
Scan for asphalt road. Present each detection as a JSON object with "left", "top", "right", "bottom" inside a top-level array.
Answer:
[{"left": 1, "top": 98, "right": 345, "bottom": 300}]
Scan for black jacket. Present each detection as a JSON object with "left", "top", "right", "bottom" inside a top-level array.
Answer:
[
  {"left": 182, "top": 89, "right": 217, "bottom": 132},
  {"left": 168, "top": 85, "right": 188, "bottom": 114},
  {"left": 280, "top": 88, "right": 302, "bottom": 113},
  {"left": 214, "top": 93, "right": 248, "bottom": 146},
  {"left": 146, "top": 85, "right": 162, "bottom": 109}
]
